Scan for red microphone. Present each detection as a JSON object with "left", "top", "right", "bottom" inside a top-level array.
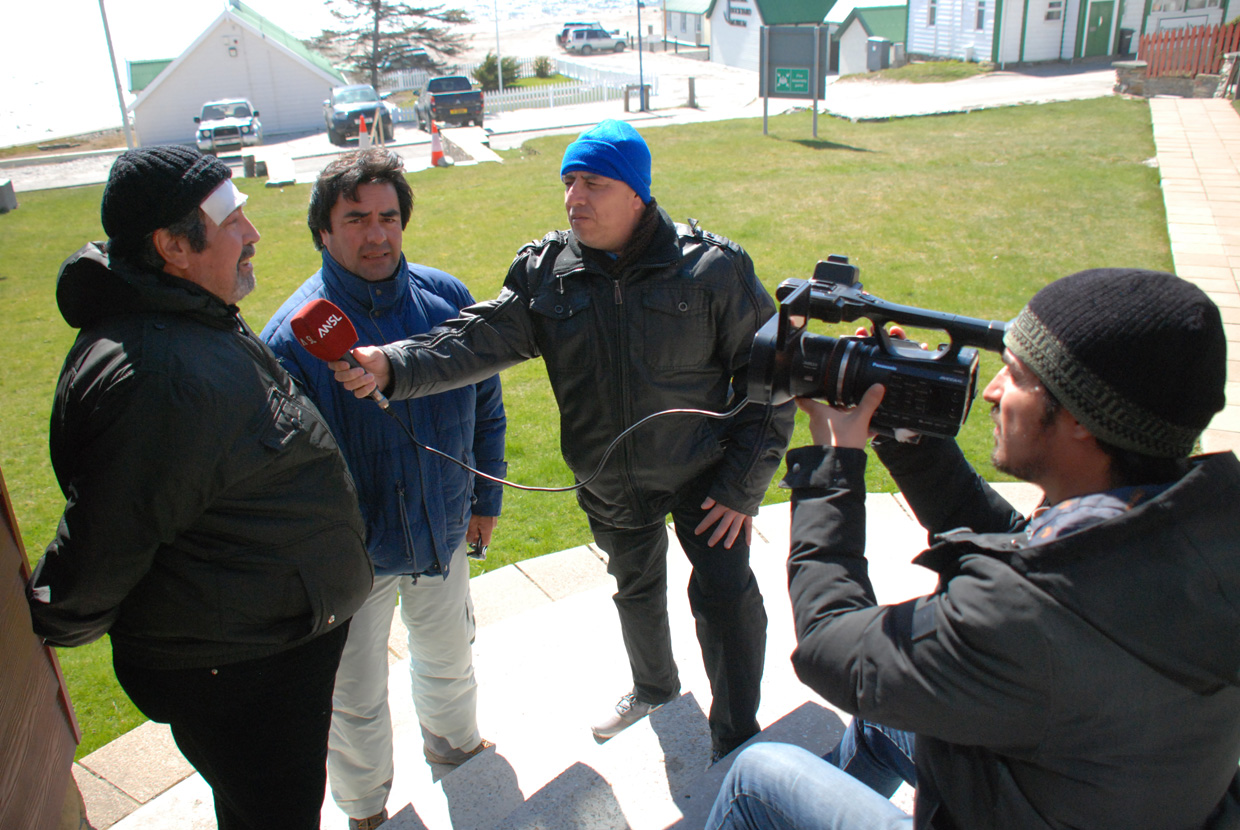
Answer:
[{"left": 290, "top": 298, "right": 390, "bottom": 409}]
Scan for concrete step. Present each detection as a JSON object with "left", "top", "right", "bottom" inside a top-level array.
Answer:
[{"left": 90, "top": 483, "right": 1043, "bottom": 830}]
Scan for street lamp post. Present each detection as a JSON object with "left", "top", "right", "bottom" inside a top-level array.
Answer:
[
  {"left": 494, "top": 0, "right": 504, "bottom": 95},
  {"left": 636, "top": 0, "right": 645, "bottom": 110},
  {"left": 98, "top": 0, "right": 134, "bottom": 149}
]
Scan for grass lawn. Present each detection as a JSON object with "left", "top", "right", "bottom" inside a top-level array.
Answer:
[
  {"left": 0, "top": 97, "right": 1169, "bottom": 758},
  {"left": 0, "top": 128, "right": 127, "bottom": 160},
  {"left": 842, "top": 59, "right": 993, "bottom": 83},
  {"left": 506, "top": 73, "right": 574, "bottom": 88}
]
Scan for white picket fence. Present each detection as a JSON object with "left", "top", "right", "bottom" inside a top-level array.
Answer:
[{"left": 380, "top": 56, "right": 658, "bottom": 122}]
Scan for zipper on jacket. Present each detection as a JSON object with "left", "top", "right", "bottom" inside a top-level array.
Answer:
[
  {"left": 395, "top": 481, "right": 416, "bottom": 566},
  {"left": 607, "top": 274, "right": 645, "bottom": 516}
]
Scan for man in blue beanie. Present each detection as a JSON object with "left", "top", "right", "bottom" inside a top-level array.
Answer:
[{"left": 330, "top": 119, "right": 795, "bottom": 762}]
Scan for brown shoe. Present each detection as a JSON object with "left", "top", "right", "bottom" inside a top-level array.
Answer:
[
  {"left": 348, "top": 810, "right": 388, "bottom": 830},
  {"left": 423, "top": 738, "right": 494, "bottom": 766}
]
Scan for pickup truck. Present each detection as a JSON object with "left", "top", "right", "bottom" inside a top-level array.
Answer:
[
  {"left": 324, "top": 84, "right": 394, "bottom": 146},
  {"left": 414, "top": 76, "right": 484, "bottom": 130}
]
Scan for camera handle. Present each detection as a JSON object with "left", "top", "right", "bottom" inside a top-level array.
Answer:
[{"left": 779, "top": 275, "right": 1009, "bottom": 360}]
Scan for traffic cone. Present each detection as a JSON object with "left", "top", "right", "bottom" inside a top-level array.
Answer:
[
  {"left": 430, "top": 121, "right": 449, "bottom": 167},
  {"left": 359, "top": 114, "right": 371, "bottom": 149}
]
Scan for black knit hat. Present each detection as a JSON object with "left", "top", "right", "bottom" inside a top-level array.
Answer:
[
  {"left": 101, "top": 145, "right": 232, "bottom": 255},
  {"left": 1005, "top": 268, "right": 1226, "bottom": 458}
]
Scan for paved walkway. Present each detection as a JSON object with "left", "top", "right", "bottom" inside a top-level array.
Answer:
[{"left": 1148, "top": 98, "right": 1240, "bottom": 454}]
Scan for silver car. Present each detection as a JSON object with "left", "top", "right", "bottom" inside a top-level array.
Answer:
[{"left": 194, "top": 99, "right": 262, "bottom": 156}]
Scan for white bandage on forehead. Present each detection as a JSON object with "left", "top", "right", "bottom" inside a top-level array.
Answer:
[{"left": 200, "top": 179, "right": 248, "bottom": 225}]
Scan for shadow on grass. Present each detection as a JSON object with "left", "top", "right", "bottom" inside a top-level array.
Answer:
[{"left": 782, "top": 137, "right": 875, "bottom": 152}]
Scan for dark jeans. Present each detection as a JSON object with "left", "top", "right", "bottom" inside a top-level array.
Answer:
[
  {"left": 826, "top": 718, "right": 918, "bottom": 798},
  {"left": 114, "top": 623, "right": 349, "bottom": 830},
  {"left": 589, "top": 483, "right": 768, "bottom": 756}
]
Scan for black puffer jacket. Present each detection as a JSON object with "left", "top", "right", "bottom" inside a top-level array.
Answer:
[
  {"left": 27, "top": 243, "right": 373, "bottom": 670},
  {"left": 382, "top": 209, "right": 795, "bottom": 527},
  {"left": 785, "top": 437, "right": 1240, "bottom": 829}
]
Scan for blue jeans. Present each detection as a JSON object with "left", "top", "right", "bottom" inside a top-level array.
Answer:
[
  {"left": 706, "top": 742, "right": 914, "bottom": 830},
  {"left": 826, "top": 719, "right": 917, "bottom": 798}
]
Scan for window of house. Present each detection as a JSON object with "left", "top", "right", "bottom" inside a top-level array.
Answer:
[
  {"left": 1150, "top": 0, "right": 1183, "bottom": 10},
  {"left": 928, "top": 0, "right": 938, "bottom": 25},
  {"left": 1046, "top": 0, "right": 1063, "bottom": 19},
  {"left": 976, "top": 0, "right": 987, "bottom": 28}
]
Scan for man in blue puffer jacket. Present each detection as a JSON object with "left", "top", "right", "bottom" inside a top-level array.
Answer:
[{"left": 263, "top": 148, "right": 506, "bottom": 830}]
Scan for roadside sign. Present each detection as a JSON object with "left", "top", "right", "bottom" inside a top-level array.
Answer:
[
  {"left": 759, "top": 26, "right": 829, "bottom": 100},
  {"left": 759, "top": 25, "right": 831, "bottom": 137},
  {"left": 774, "top": 68, "right": 810, "bottom": 95}
]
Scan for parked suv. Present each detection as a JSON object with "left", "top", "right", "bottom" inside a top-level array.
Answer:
[
  {"left": 323, "top": 84, "right": 394, "bottom": 146},
  {"left": 194, "top": 98, "right": 261, "bottom": 156},
  {"left": 556, "top": 21, "right": 604, "bottom": 47},
  {"left": 562, "top": 27, "right": 626, "bottom": 55}
]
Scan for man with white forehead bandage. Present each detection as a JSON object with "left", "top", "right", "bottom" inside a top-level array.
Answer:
[{"left": 27, "top": 145, "right": 373, "bottom": 830}]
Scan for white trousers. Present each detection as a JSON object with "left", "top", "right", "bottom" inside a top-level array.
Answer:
[{"left": 327, "top": 542, "right": 480, "bottom": 818}]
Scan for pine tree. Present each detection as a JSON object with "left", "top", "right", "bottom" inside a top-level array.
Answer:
[
  {"left": 316, "top": 0, "right": 473, "bottom": 90},
  {"left": 472, "top": 53, "right": 521, "bottom": 91}
]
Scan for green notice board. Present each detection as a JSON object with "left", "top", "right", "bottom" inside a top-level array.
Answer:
[{"left": 759, "top": 26, "right": 830, "bottom": 99}]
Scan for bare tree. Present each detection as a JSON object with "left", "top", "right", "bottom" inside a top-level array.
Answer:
[{"left": 316, "top": 0, "right": 473, "bottom": 89}]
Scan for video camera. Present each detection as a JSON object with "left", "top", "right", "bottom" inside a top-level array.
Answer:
[{"left": 749, "top": 255, "right": 1010, "bottom": 439}]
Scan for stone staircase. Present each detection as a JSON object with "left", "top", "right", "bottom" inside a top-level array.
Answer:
[{"left": 80, "top": 483, "right": 1043, "bottom": 830}]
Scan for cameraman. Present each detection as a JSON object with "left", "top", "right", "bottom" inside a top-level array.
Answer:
[{"left": 707, "top": 268, "right": 1240, "bottom": 829}]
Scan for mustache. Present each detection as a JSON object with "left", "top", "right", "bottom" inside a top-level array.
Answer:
[{"left": 238, "top": 245, "right": 256, "bottom": 264}]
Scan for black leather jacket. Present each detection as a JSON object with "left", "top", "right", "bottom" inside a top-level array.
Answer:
[
  {"left": 28, "top": 243, "right": 373, "bottom": 669},
  {"left": 383, "top": 209, "right": 794, "bottom": 527},
  {"left": 786, "top": 437, "right": 1240, "bottom": 829}
]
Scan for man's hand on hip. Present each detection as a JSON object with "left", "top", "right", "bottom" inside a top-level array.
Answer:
[{"left": 695, "top": 498, "right": 752, "bottom": 550}]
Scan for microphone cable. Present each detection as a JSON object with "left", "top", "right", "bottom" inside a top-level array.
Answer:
[{"left": 377, "top": 397, "right": 752, "bottom": 493}]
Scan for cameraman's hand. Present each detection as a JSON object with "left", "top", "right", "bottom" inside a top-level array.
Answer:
[
  {"left": 796, "top": 384, "right": 885, "bottom": 449},
  {"left": 857, "top": 324, "right": 926, "bottom": 350},
  {"left": 328, "top": 346, "right": 392, "bottom": 400}
]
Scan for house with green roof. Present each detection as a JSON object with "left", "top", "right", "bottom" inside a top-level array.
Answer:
[
  {"left": 904, "top": 0, "right": 1235, "bottom": 64},
  {"left": 665, "top": 0, "right": 715, "bottom": 46},
  {"left": 826, "top": 0, "right": 909, "bottom": 74},
  {"left": 709, "top": 0, "right": 839, "bottom": 70},
  {"left": 129, "top": 0, "right": 346, "bottom": 147}
]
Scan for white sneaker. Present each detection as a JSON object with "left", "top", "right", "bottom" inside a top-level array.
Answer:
[{"left": 591, "top": 692, "right": 666, "bottom": 743}]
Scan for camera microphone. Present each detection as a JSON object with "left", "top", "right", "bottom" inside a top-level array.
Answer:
[{"left": 290, "top": 298, "right": 390, "bottom": 409}]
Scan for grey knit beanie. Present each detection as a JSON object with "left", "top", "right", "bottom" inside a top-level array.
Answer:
[
  {"left": 1004, "top": 268, "right": 1226, "bottom": 458},
  {"left": 101, "top": 145, "right": 232, "bottom": 256}
]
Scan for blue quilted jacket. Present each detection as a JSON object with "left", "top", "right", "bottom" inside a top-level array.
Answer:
[{"left": 263, "top": 251, "right": 506, "bottom": 577}]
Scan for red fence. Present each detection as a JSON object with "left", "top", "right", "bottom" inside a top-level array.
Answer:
[{"left": 1138, "top": 21, "right": 1240, "bottom": 77}]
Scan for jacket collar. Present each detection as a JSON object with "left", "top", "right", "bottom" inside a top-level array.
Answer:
[
  {"left": 56, "top": 242, "right": 239, "bottom": 331},
  {"left": 556, "top": 206, "right": 681, "bottom": 278},
  {"left": 319, "top": 248, "right": 408, "bottom": 314}
]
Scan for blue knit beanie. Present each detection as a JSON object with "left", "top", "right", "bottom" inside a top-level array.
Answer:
[{"left": 560, "top": 120, "right": 652, "bottom": 204}]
